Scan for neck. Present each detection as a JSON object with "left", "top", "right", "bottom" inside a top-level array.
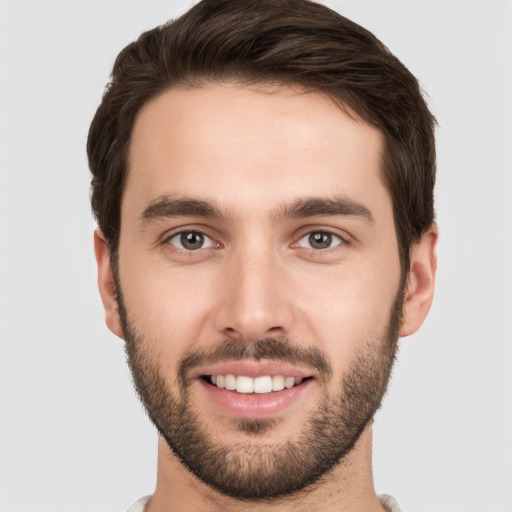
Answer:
[{"left": 146, "top": 424, "right": 386, "bottom": 512}]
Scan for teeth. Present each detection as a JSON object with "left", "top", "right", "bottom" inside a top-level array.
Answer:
[
  {"left": 254, "top": 376, "right": 272, "bottom": 394},
  {"left": 284, "top": 377, "right": 295, "bottom": 389},
  {"left": 209, "top": 374, "right": 307, "bottom": 393},
  {"left": 236, "top": 376, "right": 254, "bottom": 393},
  {"left": 272, "top": 375, "right": 285, "bottom": 391},
  {"left": 225, "top": 374, "right": 236, "bottom": 391}
]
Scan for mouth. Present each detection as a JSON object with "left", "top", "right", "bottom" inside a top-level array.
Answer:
[
  {"left": 202, "top": 374, "right": 312, "bottom": 394},
  {"left": 194, "top": 362, "right": 316, "bottom": 419}
]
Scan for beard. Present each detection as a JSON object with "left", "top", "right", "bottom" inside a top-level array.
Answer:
[{"left": 115, "top": 276, "right": 404, "bottom": 501}]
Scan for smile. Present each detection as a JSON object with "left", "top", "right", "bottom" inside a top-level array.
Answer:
[
  {"left": 207, "top": 374, "right": 307, "bottom": 394},
  {"left": 195, "top": 361, "right": 315, "bottom": 418}
]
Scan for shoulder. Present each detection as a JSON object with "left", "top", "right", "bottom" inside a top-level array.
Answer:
[
  {"left": 379, "top": 494, "right": 405, "bottom": 512},
  {"left": 126, "top": 494, "right": 401, "bottom": 511},
  {"left": 125, "top": 496, "right": 151, "bottom": 512}
]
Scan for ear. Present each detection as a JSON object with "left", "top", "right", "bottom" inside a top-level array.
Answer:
[
  {"left": 400, "top": 223, "right": 438, "bottom": 337},
  {"left": 93, "top": 228, "right": 123, "bottom": 339}
]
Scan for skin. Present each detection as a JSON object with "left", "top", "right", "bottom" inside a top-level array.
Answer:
[{"left": 95, "top": 83, "right": 437, "bottom": 512}]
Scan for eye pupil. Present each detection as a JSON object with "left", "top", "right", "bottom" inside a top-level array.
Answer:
[
  {"left": 309, "top": 232, "right": 332, "bottom": 249},
  {"left": 181, "top": 232, "right": 204, "bottom": 250}
]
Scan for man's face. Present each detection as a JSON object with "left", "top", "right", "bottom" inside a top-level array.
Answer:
[{"left": 114, "top": 83, "right": 403, "bottom": 499}]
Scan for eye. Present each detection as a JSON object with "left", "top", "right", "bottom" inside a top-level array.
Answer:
[
  {"left": 167, "top": 231, "right": 214, "bottom": 251},
  {"left": 297, "top": 231, "right": 343, "bottom": 250}
]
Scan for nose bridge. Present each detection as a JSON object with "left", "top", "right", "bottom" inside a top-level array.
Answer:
[{"left": 214, "top": 236, "right": 291, "bottom": 341}]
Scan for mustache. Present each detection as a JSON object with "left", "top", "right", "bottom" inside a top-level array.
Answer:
[{"left": 178, "top": 337, "right": 333, "bottom": 383}]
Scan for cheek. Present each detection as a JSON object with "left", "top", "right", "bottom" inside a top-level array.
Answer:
[
  {"left": 120, "top": 260, "right": 218, "bottom": 351},
  {"left": 293, "top": 262, "right": 400, "bottom": 361},
  {"left": 118, "top": 234, "right": 402, "bottom": 370}
]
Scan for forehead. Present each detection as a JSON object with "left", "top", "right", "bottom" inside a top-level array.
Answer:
[{"left": 125, "top": 83, "right": 389, "bottom": 220}]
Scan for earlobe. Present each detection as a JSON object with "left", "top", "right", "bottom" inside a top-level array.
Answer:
[
  {"left": 400, "top": 223, "right": 438, "bottom": 337},
  {"left": 93, "top": 228, "right": 123, "bottom": 339}
]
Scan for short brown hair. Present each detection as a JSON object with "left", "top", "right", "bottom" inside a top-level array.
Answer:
[{"left": 87, "top": 0, "right": 436, "bottom": 271}]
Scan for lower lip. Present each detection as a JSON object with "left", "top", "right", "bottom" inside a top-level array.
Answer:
[{"left": 199, "top": 378, "right": 313, "bottom": 419}]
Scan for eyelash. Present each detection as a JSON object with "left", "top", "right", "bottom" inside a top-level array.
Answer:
[
  {"left": 164, "top": 230, "right": 219, "bottom": 252},
  {"left": 162, "top": 227, "right": 349, "bottom": 255},
  {"left": 295, "top": 230, "right": 345, "bottom": 251}
]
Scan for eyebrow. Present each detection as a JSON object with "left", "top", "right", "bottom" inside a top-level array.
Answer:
[
  {"left": 274, "top": 196, "right": 374, "bottom": 224},
  {"left": 139, "top": 196, "right": 227, "bottom": 225},
  {"left": 139, "top": 195, "right": 374, "bottom": 226}
]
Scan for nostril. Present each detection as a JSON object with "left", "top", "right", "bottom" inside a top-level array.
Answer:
[{"left": 266, "top": 326, "right": 283, "bottom": 335}]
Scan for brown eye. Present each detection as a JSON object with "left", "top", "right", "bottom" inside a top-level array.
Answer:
[
  {"left": 298, "top": 231, "right": 342, "bottom": 250},
  {"left": 168, "top": 231, "right": 213, "bottom": 250}
]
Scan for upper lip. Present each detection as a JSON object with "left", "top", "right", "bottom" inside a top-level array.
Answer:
[{"left": 192, "top": 360, "right": 315, "bottom": 379}]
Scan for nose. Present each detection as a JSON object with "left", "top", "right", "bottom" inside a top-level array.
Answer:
[{"left": 213, "top": 245, "right": 294, "bottom": 342}]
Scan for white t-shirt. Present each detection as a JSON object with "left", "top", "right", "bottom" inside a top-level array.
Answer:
[{"left": 127, "top": 493, "right": 404, "bottom": 511}]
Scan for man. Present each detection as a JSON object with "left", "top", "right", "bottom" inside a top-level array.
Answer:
[{"left": 88, "top": 0, "right": 437, "bottom": 510}]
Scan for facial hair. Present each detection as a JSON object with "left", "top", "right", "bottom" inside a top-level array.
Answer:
[{"left": 116, "top": 277, "right": 404, "bottom": 501}]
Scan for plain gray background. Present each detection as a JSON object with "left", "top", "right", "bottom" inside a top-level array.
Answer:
[{"left": 1, "top": 1, "right": 511, "bottom": 511}]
